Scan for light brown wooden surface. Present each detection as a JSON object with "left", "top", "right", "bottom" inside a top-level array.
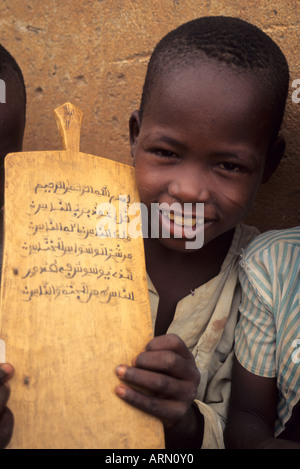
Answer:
[{"left": 0, "top": 103, "right": 164, "bottom": 449}]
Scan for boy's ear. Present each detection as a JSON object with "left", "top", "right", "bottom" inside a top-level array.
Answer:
[
  {"left": 262, "top": 136, "right": 285, "bottom": 184},
  {"left": 129, "top": 110, "right": 141, "bottom": 163}
]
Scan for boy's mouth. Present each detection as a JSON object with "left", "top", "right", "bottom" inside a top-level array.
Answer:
[
  {"left": 160, "top": 209, "right": 204, "bottom": 228},
  {"left": 157, "top": 206, "right": 206, "bottom": 243}
]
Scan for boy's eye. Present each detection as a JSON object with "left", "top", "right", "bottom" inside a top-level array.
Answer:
[
  {"left": 219, "top": 162, "right": 245, "bottom": 173},
  {"left": 152, "top": 148, "right": 178, "bottom": 159}
]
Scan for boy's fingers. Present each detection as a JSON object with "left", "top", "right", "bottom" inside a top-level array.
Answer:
[
  {"left": 0, "top": 407, "right": 14, "bottom": 449},
  {"left": 0, "top": 365, "right": 14, "bottom": 449},
  {"left": 145, "top": 334, "right": 191, "bottom": 359},
  {"left": 0, "top": 364, "right": 14, "bottom": 384},
  {"left": 115, "top": 383, "right": 185, "bottom": 425},
  {"left": 116, "top": 364, "right": 199, "bottom": 403},
  {"left": 116, "top": 365, "right": 182, "bottom": 398},
  {"left": 0, "top": 382, "right": 10, "bottom": 411},
  {"left": 133, "top": 350, "right": 199, "bottom": 381}
]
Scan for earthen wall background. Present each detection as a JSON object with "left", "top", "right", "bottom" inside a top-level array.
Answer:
[{"left": 0, "top": 0, "right": 299, "bottom": 231}]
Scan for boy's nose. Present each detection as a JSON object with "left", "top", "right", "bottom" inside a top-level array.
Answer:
[{"left": 168, "top": 168, "right": 212, "bottom": 203}]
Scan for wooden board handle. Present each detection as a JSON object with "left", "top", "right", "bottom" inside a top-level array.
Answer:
[{"left": 54, "top": 102, "right": 83, "bottom": 151}]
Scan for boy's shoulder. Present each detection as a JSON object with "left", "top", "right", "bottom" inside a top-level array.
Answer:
[{"left": 242, "top": 226, "right": 300, "bottom": 263}]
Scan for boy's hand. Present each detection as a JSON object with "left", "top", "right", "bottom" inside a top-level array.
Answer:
[
  {"left": 115, "top": 334, "right": 200, "bottom": 429},
  {"left": 0, "top": 363, "right": 14, "bottom": 449}
]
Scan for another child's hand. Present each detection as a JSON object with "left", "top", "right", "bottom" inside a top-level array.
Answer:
[
  {"left": 0, "top": 363, "right": 14, "bottom": 448},
  {"left": 115, "top": 334, "right": 200, "bottom": 429}
]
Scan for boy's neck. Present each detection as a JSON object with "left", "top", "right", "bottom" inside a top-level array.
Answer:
[
  {"left": 144, "top": 228, "right": 235, "bottom": 335},
  {"left": 144, "top": 228, "right": 234, "bottom": 274}
]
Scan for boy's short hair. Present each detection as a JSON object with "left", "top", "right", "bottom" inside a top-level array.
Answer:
[
  {"left": 140, "top": 16, "right": 289, "bottom": 142},
  {"left": 0, "top": 43, "right": 26, "bottom": 116}
]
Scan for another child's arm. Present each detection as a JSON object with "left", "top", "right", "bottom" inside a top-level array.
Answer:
[
  {"left": 115, "top": 333, "right": 204, "bottom": 448},
  {"left": 0, "top": 363, "right": 14, "bottom": 448},
  {"left": 279, "top": 400, "right": 300, "bottom": 443},
  {"left": 224, "top": 357, "right": 300, "bottom": 449}
]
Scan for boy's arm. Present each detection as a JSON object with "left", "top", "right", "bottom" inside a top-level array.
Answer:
[
  {"left": 224, "top": 357, "right": 300, "bottom": 449},
  {"left": 163, "top": 401, "right": 204, "bottom": 449},
  {"left": 279, "top": 400, "right": 300, "bottom": 443},
  {"left": 0, "top": 363, "right": 14, "bottom": 448}
]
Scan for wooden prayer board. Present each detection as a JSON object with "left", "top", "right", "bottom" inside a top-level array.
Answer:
[{"left": 0, "top": 103, "right": 165, "bottom": 449}]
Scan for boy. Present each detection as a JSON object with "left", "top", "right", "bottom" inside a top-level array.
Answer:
[
  {"left": 0, "top": 44, "right": 26, "bottom": 448},
  {"left": 114, "top": 16, "right": 290, "bottom": 448},
  {"left": 225, "top": 227, "right": 300, "bottom": 449}
]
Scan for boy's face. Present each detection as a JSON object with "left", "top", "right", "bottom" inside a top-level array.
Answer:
[{"left": 130, "top": 61, "right": 283, "bottom": 252}]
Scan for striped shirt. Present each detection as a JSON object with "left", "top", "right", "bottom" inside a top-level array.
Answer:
[{"left": 235, "top": 227, "right": 300, "bottom": 436}]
